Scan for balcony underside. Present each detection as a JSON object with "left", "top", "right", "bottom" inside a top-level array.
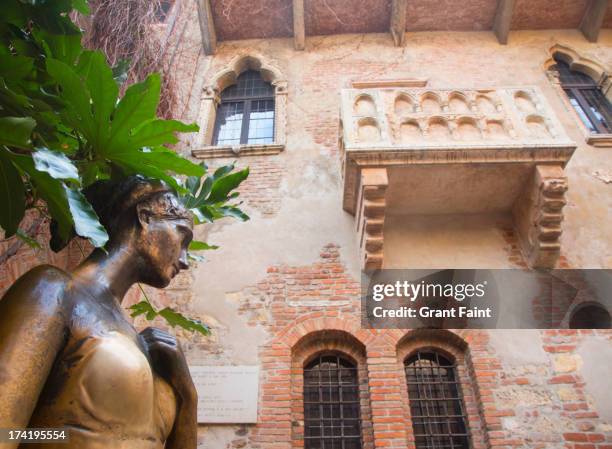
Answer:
[{"left": 341, "top": 86, "right": 576, "bottom": 271}]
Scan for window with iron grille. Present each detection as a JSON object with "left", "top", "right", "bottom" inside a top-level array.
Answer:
[
  {"left": 303, "top": 353, "right": 363, "bottom": 449},
  {"left": 551, "top": 57, "right": 612, "bottom": 134},
  {"left": 405, "top": 350, "right": 471, "bottom": 449},
  {"left": 213, "top": 70, "right": 275, "bottom": 146}
]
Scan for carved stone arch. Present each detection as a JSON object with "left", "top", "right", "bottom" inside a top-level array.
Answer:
[
  {"left": 207, "top": 54, "right": 287, "bottom": 94},
  {"left": 544, "top": 44, "right": 612, "bottom": 146},
  {"left": 544, "top": 44, "right": 608, "bottom": 85},
  {"left": 193, "top": 54, "right": 288, "bottom": 155}
]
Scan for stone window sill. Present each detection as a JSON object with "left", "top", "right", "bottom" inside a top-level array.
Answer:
[
  {"left": 586, "top": 133, "right": 612, "bottom": 147},
  {"left": 191, "top": 143, "right": 284, "bottom": 159}
]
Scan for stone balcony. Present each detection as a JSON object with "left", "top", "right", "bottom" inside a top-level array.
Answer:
[{"left": 339, "top": 86, "right": 576, "bottom": 271}]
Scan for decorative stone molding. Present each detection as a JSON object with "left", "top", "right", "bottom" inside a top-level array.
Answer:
[
  {"left": 356, "top": 168, "right": 388, "bottom": 271},
  {"left": 341, "top": 86, "right": 575, "bottom": 215},
  {"left": 586, "top": 134, "right": 612, "bottom": 147},
  {"left": 192, "top": 54, "right": 287, "bottom": 158},
  {"left": 544, "top": 44, "right": 609, "bottom": 86},
  {"left": 340, "top": 86, "right": 576, "bottom": 269},
  {"left": 192, "top": 143, "right": 284, "bottom": 158},
  {"left": 513, "top": 165, "right": 568, "bottom": 268},
  {"left": 545, "top": 44, "right": 612, "bottom": 147}
]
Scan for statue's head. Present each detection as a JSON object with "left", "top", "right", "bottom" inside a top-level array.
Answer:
[{"left": 86, "top": 176, "right": 193, "bottom": 288}]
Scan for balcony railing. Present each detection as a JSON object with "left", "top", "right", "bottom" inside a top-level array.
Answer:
[{"left": 339, "top": 86, "right": 576, "bottom": 270}]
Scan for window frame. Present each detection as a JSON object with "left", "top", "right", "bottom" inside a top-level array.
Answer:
[
  {"left": 404, "top": 349, "right": 472, "bottom": 449},
  {"left": 212, "top": 71, "right": 275, "bottom": 146},
  {"left": 556, "top": 74, "right": 611, "bottom": 134},
  {"left": 302, "top": 351, "right": 364, "bottom": 449},
  {"left": 546, "top": 53, "right": 612, "bottom": 146}
]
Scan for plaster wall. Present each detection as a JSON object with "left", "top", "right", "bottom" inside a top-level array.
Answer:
[
  {"left": 166, "top": 28, "right": 612, "bottom": 449},
  {"left": 1, "top": 9, "right": 612, "bottom": 448}
]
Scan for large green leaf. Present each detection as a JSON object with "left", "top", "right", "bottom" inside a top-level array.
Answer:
[
  {"left": 107, "top": 74, "right": 161, "bottom": 151},
  {"left": 0, "top": 149, "right": 25, "bottom": 236},
  {"left": 127, "top": 119, "right": 199, "bottom": 150},
  {"left": 64, "top": 186, "right": 108, "bottom": 247},
  {"left": 46, "top": 58, "right": 94, "bottom": 140},
  {"left": 110, "top": 154, "right": 182, "bottom": 191},
  {"left": 0, "top": 116, "right": 36, "bottom": 149},
  {"left": 213, "top": 163, "right": 235, "bottom": 180},
  {"left": 32, "top": 147, "right": 79, "bottom": 181},
  {"left": 217, "top": 205, "right": 250, "bottom": 221},
  {"left": 140, "top": 149, "right": 204, "bottom": 176},
  {"left": 77, "top": 51, "right": 117, "bottom": 147},
  {"left": 0, "top": 79, "right": 32, "bottom": 113},
  {"left": 34, "top": 29, "right": 81, "bottom": 65},
  {"left": 110, "top": 149, "right": 204, "bottom": 190},
  {"left": 0, "top": 55, "right": 34, "bottom": 81},
  {"left": 207, "top": 167, "right": 249, "bottom": 204},
  {"left": 70, "top": 0, "right": 90, "bottom": 15},
  {"left": 11, "top": 153, "right": 73, "bottom": 242}
]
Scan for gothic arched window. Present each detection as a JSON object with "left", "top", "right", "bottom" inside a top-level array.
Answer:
[
  {"left": 212, "top": 70, "right": 275, "bottom": 146},
  {"left": 405, "top": 350, "right": 470, "bottom": 449},
  {"left": 303, "top": 353, "right": 362, "bottom": 449},
  {"left": 551, "top": 57, "right": 612, "bottom": 134}
]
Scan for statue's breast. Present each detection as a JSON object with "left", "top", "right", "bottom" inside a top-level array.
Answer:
[
  {"left": 29, "top": 331, "right": 176, "bottom": 449},
  {"left": 78, "top": 332, "right": 156, "bottom": 424}
]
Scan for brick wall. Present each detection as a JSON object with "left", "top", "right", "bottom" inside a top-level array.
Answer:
[{"left": 230, "top": 244, "right": 612, "bottom": 449}]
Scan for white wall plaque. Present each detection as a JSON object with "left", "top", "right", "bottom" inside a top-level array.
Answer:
[{"left": 189, "top": 365, "right": 259, "bottom": 423}]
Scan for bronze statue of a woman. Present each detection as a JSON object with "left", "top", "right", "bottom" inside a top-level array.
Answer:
[{"left": 0, "top": 177, "right": 197, "bottom": 449}]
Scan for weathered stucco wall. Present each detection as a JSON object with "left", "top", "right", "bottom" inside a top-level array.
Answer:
[
  {"left": 1, "top": 9, "right": 611, "bottom": 449},
  {"left": 165, "top": 28, "right": 612, "bottom": 449}
]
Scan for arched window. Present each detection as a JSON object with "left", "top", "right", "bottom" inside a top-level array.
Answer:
[
  {"left": 551, "top": 56, "right": 612, "bottom": 134},
  {"left": 570, "top": 303, "right": 611, "bottom": 329},
  {"left": 303, "top": 353, "right": 362, "bottom": 449},
  {"left": 212, "top": 70, "right": 275, "bottom": 146},
  {"left": 405, "top": 350, "right": 470, "bottom": 449}
]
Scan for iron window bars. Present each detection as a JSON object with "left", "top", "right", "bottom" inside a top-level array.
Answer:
[
  {"left": 552, "top": 58, "right": 612, "bottom": 134},
  {"left": 405, "top": 350, "right": 471, "bottom": 449},
  {"left": 213, "top": 70, "right": 275, "bottom": 146},
  {"left": 303, "top": 353, "right": 363, "bottom": 449}
]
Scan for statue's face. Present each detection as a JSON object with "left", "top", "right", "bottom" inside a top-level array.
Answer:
[{"left": 138, "top": 194, "right": 194, "bottom": 288}]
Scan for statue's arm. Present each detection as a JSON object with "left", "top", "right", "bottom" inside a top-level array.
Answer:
[
  {"left": 141, "top": 328, "right": 197, "bottom": 449},
  {"left": 0, "top": 266, "right": 69, "bottom": 436},
  {"left": 165, "top": 391, "right": 198, "bottom": 449}
]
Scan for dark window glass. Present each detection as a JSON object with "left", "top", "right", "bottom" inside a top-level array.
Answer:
[
  {"left": 551, "top": 57, "right": 612, "bottom": 134},
  {"left": 405, "top": 351, "right": 470, "bottom": 449},
  {"left": 213, "top": 70, "right": 275, "bottom": 145},
  {"left": 304, "top": 353, "right": 362, "bottom": 449}
]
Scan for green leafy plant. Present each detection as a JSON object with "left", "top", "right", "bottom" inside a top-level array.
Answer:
[{"left": 0, "top": 0, "right": 249, "bottom": 335}]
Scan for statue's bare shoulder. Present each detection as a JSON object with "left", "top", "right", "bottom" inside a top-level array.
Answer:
[
  {"left": 0, "top": 265, "right": 73, "bottom": 430},
  {"left": 1, "top": 264, "right": 72, "bottom": 314}
]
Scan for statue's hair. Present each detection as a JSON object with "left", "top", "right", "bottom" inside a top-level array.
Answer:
[{"left": 84, "top": 176, "right": 190, "bottom": 236}]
